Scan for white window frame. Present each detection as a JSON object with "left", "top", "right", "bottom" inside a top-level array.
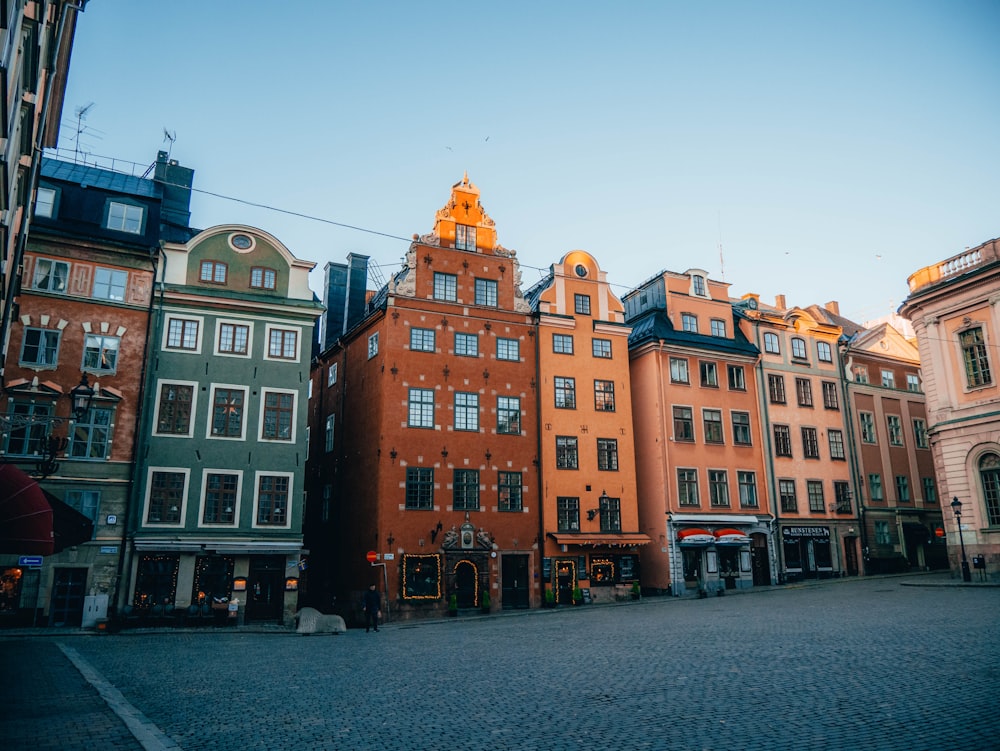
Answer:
[
  {"left": 327, "top": 363, "right": 338, "bottom": 386},
  {"left": 710, "top": 318, "right": 726, "bottom": 337},
  {"left": 325, "top": 414, "right": 335, "bottom": 452},
  {"left": 368, "top": 332, "right": 379, "bottom": 359},
  {"left": 142, "top": 466, "right": 190, "bottom": 528},
  {"left": 35, "top": 186, "right": 56, "bottom": 218},
  {"left": 197, "top": 469, "right": 243, "bottom": 528},
  {"left": 264, "top": 323, "right": 301, "bottom": 362},
  {"left": 763, "top": 332, "right": 780, "bottom": 354},
  {"left": 252, "top": 471, "right": 294, "bottom": 530},
  {"left": 817, "top": 341, "right": 833, "bottom": 362},
  {"left": 107, "top": 201, "right": 144, "bottom": 234},
  {"left": 259, "top": 387, "right": 297, "bottom": 442},
  {"left": 215, "top": 319, "right": 253, "bottom": 358},
  {"left": 163, "top": 314, "right": 204, "bottom": 354},
  {"left": 152, "top": 379, "right": 199, "bottom": 438},
  {"left": 206, "top": 383, "right": 249, "bottom": 441}
]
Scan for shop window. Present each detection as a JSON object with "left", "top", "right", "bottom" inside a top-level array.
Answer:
[
  {"left": 402, "top": 554, "right": 441, "bottom": 599},
  {"left": 133, "top": 554, "right": 179, "bottom": 608},
  {"left": 192, "top": 556, "right": 234, "bottom": 605}
]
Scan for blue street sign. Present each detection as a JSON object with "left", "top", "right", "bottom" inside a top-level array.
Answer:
[{"left": 18, "top": 556, "right": 42, "bottom": 567}]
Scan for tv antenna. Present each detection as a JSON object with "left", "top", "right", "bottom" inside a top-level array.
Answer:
[
  {"left": 162, "top": 128, "right": 177, "bottom": 157},
  {"left": 73, "top": 102, "right": 94, "bottom": 163}
]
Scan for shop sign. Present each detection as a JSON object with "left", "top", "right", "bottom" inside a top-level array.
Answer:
[{"left": 782, "top": 526, "right": 830, "bottom": 540}]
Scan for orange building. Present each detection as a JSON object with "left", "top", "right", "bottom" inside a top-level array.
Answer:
[
  {"left": 526, "top": 251, "right": 648, "bottom": 605},
  {"left": 625, "top": 269, "right": 771, "bottom": 596}
]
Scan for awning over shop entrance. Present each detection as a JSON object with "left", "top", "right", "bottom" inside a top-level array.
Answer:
[
  {"left": 677, "top": 528, "right": 715, "bottom": 545},
  {"left": 714, "top": 528, "right": 750, "bottom": 545},
  {"left": 548, "top": 533, "right": 651, "bottom": 547},
  {"left": 0, "top": 464, "right": 93, "bottom": 555}
]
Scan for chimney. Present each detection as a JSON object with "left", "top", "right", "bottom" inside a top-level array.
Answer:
[
  {"left": 154, "top": 150, "right": 194, "bottom": 240},
  {"left": 344, "top": 253, "right": 370, "bottom": 332},
  {"left": 775, "top": 294, "right": 786, "bottom": 309},
  {"left": 825, "top": 300, "right": 840, "bottom": 316},
  {"left": 320, "top": 254, "right": 370, "bottom": 351}
]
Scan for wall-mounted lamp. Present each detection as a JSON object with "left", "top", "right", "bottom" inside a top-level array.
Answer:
[
  {"left": 233, "top": 577, "right": 247, "bottom": 591},
  {"left": 484, "top": 449, "right": 492, "bottom": 462},
  {"left": 284, "top": 577, "right": 299, "bottom": 591},
  {"left": 70, "top": 374, "right": 95, "bottom": 420}
]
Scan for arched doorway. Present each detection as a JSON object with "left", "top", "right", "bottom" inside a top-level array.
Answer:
[{"left": 453, "top": 560, "right": 478, "bottom": 608}]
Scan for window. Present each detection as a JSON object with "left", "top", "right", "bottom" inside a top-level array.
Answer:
[
  {"left": 69, "top": 407, "right": 112, "bottom": 459},
  {"left": 673, "top": 406, "right": 694, "bottom": 441},
  {"left": 681, "top": 314, "right": 698, "bottom": 333},
  {"left": 497, "top": 338, "right": 519, "bottom": 361},
  {"left": 408, "top": 388, "right": 435, "bottom": 428},
  {"left": 456, "top": 224, "right": 476, "bottom": 250},
  {"left": 64, "top": 490, "right": 99, "bottom": 535},
  {"left": 325, "top": 414, "right": 335, "bottom": 452},
  {"left": 497, "top": 396, "right": 520, "bottom": 434},
  {"left": 692, "top": 275, "right": 706, "bottom": 296},
  {"left": 834, "top": 482, "right": 851, "bottom": 513},
  {"left": 166, "top": 318, "right": 199, "bottom": 350},
  {"left": 981, "top": 454, "right": 1000, "bottom": 525},
  {"left": 217, "top": 323, "right": 249, "bottom": 356},
  {"left": 203, "top": 473, "right": 238, "bottom": 524},
  {"left": 869, "top": 473, "right": 884, "bottom": 502},
  {"left": 31, "top": 258, "right": 68, "bottom": 292},
  {"left": 256, "top": 474, "right": 290, "bottom": 525},
  {"left": 594, "top": 380, "right": 615, "bottom": 411},
  {"left": 710, "top": 318, "right": 726, "bottom": 337},
  {"left": 906, "top": 373, "right": 921, "bottom": 392},
  {"left": 728, "top": 365, "right": 746, "bottom": 391},
  {"left": 795, "top": 377, "right": 813, "bottom": 407},
  {"left": 107, "top": 201, "right": 143, "bottom": 233},
  {"left": 268, "top": 328, "right": 298, "bottom": 359},
  {"left": 554, "top": 377, "right": 576, "bottom": 409},
  {"left": 854, "top": 365, "right": 869, "bottom": 384},
  {"left": 210, "top": 388, "right": 246, "bottom": 438},
  {"left": 859, "top": 412, "right": 876, "bottom": 443},
  {"left": 791, "top": 337, "right": 807, "bottom": 359},
  {"left": 327, "top": 363, "right": 338, "bottom": 386},
  {"left": 773, "top": 425, "right": 792, "bottom": 457},
  {"left": 807, "top": 480, "right": 825, "bottom": 512},
  {"left": 874, "top": 521, "right": 891, "bottom": 545},
  {"left": 200, "top": 260, "right": 228, "bottom": 284},
  {"left": 913, "top": 418, "right": 929, "bottom": 449},
  {"left": 703, "top": 409, "right": 724, "bottom": 443},
  {"left": 802, "top": 427, "right": 819, "bottom": 458},
  {"left": 887, "top": 415, "right": 903, "bottom": 446},
  {"left": 828, "top": 429, "right": 845, "bottom": 460},
  {"left": 405, "top": 468, "right": 434, "bottom": 509},
  {"left": 738, "top": 471, "right": 758, "bottom": 507},
  {"left": 817, "top": 341, "right": 833, "bottom": 362},
  {"left": 670, "top": 358, "right": 689, "bottom": 384},
  {"left": 881, "top": 369, "right": 895, "bottom": 389},
  {"left": 768, "top": 374, "right": 786, "bottom": 403},
  {"left": 779, "top": 479, "right": 797, "bottom": 512},
  {"left": 709, "top": 470, "right": 729, "bottom": 507},
  {"left": 597, "top": 438, "right": 618, "bottom": 471},
  {"left": 262, "top": 391, "right": 294, "bottom": 441},
  {"left": 678, "top": 469, "right": 699, "bottom": 506},
  {"left": 553, "top": 334, "right": 574, "bottom": 354},
  {"left": 250, "top": 267, "right": 277, "bottom": 290},
  {"left": 592, "top": 338, "right": 611, "bottom": 358},
  {"left": 822, "top": 381, "right": 839, "bottom": 410},
  {"left": 922, "top": 477, "right": 937, "bottom": 503},
  {"left": 557, "top": 497, "right": 580, "bottom": 531},
  {"left": 147, "top": 471, "right": 185, "bottom": 523},
  {"left": 453, "top": 469, "right": 479, "bottom": 511},
  {"left": 433, "top": 272, "right": 457, "bottom": 301},
  {"left": 35, "top": 187, "right": 56, "bottom": 217},
  {"left": 455, "top": 333, "right": 478, "bottom": 357},
  {"left": 156, "top": 384, "right": 194, "bottom": 435},
  {"left": 700, "top": 361, "right": 718, "bottom": 387},
  {"left": 498, "top": 472, "right": 522, "bottom": 511},
  {"left": 598, "top": 495, "right": 621, "bottom": 532},
  {"left": 133, "top": 554, "right": 180, "bottom": 608},
  {"left": 368, "top": 332, "right": 379, "bottom": 358},
  {"left": 556, "top": 436, "right": 579, "bottom": 469},
  {"left": 454, "top": 392, "right": 479, "bottom": 431},
  {"left": 410, "top": 328, "right": 435, "bottom": 352},
  {"left": 895, "top": 475, "right": 910, "bottom": 503},
  {"left": 732, "top": 412, "right": 751, "bottom": 445},
  {"left": 575, "top": 294, "right": 591, "bottom": 315},
  {"left": 475, "top": 278, "right": 498, "bottom": 307},
  {"left": 20, "top": 328, "right": 60, "bottom": 366},
  {"left": 763, "top": 332, "right": 780, "bottom": 354},
  {"left": 402, "top": 554, "right": 441, "bottom": 599},
  {"left": 93, "top": 268, "right": 128, "bottom": 300},
  {"left": 961, "top": 328, "right": 992, "bottom": 387}
]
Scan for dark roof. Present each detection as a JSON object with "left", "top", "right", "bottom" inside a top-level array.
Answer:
[
  {"left": 524, "top": 273, "right": 553, "bottom": 310},
  {"left": 628, "top": 308, "right": 759, "bottom": 357},
  {"left": 803, "top": 304, "right": 865, "bottom": 337},
  {"left": 41, "top": 158, "right": 159, "bottom": 199}
]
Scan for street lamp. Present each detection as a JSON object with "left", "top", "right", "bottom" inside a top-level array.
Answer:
[
  {"left": 70, "top": 374, "right": 95, "bottom": 420},
  {"left": 950, "top": 497, "right": 972, "bottom": 583}
]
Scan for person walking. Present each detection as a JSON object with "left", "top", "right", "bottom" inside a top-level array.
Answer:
[{"left": 362, "top": 584, "right": 381, "bottom": 633}]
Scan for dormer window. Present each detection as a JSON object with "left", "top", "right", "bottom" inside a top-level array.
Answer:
[
  {"left": 692, "top": 275, "right": 707, "bottom": 297},
  {"left": 35, "top": 187, "right": 56, "bottom": 218},
  {"left": 456, "top": 224, "right": 477, "bottom": 251},
  {"left": 107, "top": 201, "right": 144, "bottom": 234}
]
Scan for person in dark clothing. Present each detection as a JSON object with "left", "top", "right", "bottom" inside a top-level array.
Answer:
[{"left": 362, "top": 584, "right": 381, "bottom": 632}]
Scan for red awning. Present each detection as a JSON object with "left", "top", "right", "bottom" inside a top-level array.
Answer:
[
  {"left": 0, "top": 464, "right": 54, "bottom": 555},
  {"left": 678, "top": 528, "right": 715, "bottom": 545},
  {"left": 714, "top": 528, "right": 747, "bottom": 539},
  {"left": 715, "top": 528, "right": 750, "bottom": 545}
]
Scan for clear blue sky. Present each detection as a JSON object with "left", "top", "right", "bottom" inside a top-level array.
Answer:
[{"left": 59, "top": 1, "right": 1000, "bottom": 323}]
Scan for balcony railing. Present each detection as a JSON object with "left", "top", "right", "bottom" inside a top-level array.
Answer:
[{"left": 907, "top": 239, "right": 999, "bottom": 293}]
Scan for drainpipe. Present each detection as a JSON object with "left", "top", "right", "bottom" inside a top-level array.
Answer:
[
  {"left": 532, "top": 311, "right": 544, "bottom": 603},
  {"left": 750, "top": 323, "right": 780, "bottom": 584},
  {"left": 838, "top": 340, "right": 868, "bottom": 575}
]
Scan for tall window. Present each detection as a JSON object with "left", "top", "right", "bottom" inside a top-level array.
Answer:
[
  {"left": 475, "top": 278, "right": 498, "bottom": 307},
  {"left": 700, "top": 361, "right": 718, "bottom": 387},
  {"left": 107, "top": 201, "right": 143, "bottom": 233},
  {"left": 828, "top": 429, "right": 846, "bottom": 460},
  {"left": 69, "top": 407, "right": 112, "bottom": 459},
  {"left": 961, "top": 328, "right": 992, "bottom": 387},
  {"left": 768, "top": 374, "right": 786, "bottom": 403},
  {"left": 710, "top": 319, "right": 726, "bottom": 337},
  {"left": 816, "top": 341, "right": 833, "bottom": 362},
  {"left": 574, "top": 294, "right": 591, "bottom": 315},
  {"left": 20, "top": 328, "right": 60, "bottom": 366},
  {"left": 881, "top": 369, "right": 895, "bottom": 389},
  {"left": 557, "top": 497, "right": 580, "bottom": 531},
  {"left": 709, "top": 470, "right": 729, "bottom": 507},
  {"left": 597, "top": 438, "right": 618, "bottom": 471},
  {"left": 35, "top": 187, "right": 56, "bottom": 217},
  {"left": 594, "top": 380, "right": 615, "bottom": 411},
  {"left": 325, "top": 414, "right": 335, "bottom": 452},
  {"left": 773, "top": 425, "right": 792, "bottom": 457},
  {"left": 454, "top": 392, "right": 479, "bottom": 431},
  {"left": 166, "top": 318, "right": 199, "bottom": 350},
  {"left": 682, "top": 314, "right": 698, "bottom": 333},
  {"left": 204, "top": 473, "right": 238, "bottom": 524},
  {"left": 875, "top": 521, "right": 891, "bottom": 545},
  {"left": 913, "top": 418, "right": 929, "bottom": 449},
  {"left": 211, "top": 388, "right": 245, "bottom": 438},
  {"left": 497, "top": 338, "right": 519, "bottom": 361},
  {"left": 327, "top": 363, "right": 338, "bottom": 385},
  {"left": 738, "top": 471, "right": 758, "bottom": 507},
  {"left": 553, "top": 334, "right": 574, "bottom": 354},
  {"left": 821, "top": 381, "right": 839, "bottom": 409},
  {"left": 65, "top": 490, "right": 99, "bottom": 533},
  {"left": 779, "top": 479, "right": 797, "bottom": 512},
  {"left": 405, "top": 468, "right": 434, "bottom": 509},
  {"left": 268, "top": 328, "right": 298, "bottom": 359},
  {"left": 802, "top": 427, "right": 819, "bottom": 458},
  {"left": 453, "top": 469, "right": 479, "bottom": 511},
  {"left": 807, "top": 480, "right": 824, "bottom": 512},
  {"left": 408, "top": 388, "right": 435, "bottom": 428},
  {"left": 834, "top": 482, "right": 852, "bottom": 512},
  {"left": 368, "top": 332, "right": 379, "bottom": 358},
  {"left": 147, "top": 471, "right": 184, "bottom": 523},
  {"left": 692, "top": 275, "right": 706, "bottom": 296},
  {"left": 592, "top": 338, "right": 612, "bottom": 358},
  {"left": 556, "top": 436, "right": 579, "bottom": 469},
  {"left": 678, "top": 469, "right": 698, "bottom": 506},
  {"left": 922, "top": 477, "right": 937, "bottom": 503},
  {"left": 250, "top": 267, "right": 277, "bottom": 290},
  {"left": 598, "top": 495, "right": 621, "bottom": 532},
  {"left": 728, "top": 365, "right": 745, "bottom": 391},
  {"left": 887, "top": 415, "right": 903, "bottom": 446},
  {"left": 262, "top": 392, "right": 294, "bottom": 441},
  {"left": 93, "top": 268, "right": 128, "bottom": 300},
  {"left": 703, "top": 409, "right": 723, "bottom": 443},
  {"left": 854, "top": 365, "right": 869, "bottom": 384},
  {"left": 795, "top": 377, "right": 813, "bottom": 407},
  {"left": 455, "top": 333, "right": 478, "bottom": 357},
  {"left": 217, "top": 323, "right": 249, "bottom": 356},
  {"left": 498, "top": 472, "right": 522, "bottom": 511},
  {"left": 32, "top": 258, "right": 68, "bottom": 292},
  {"left": 497, "top": 396, "right": 520, "bottom": 434},
  {"left": 410, "top": 328, "right": 435, "bottom": 352},
  {"left": 433, "top": 272, "right": 457, "bottom": 301},
  {"left": 868, "top": 473, "right": 883, "bottom": 501},
  {"left": 906, "top": 373, "right": 921, "bottom": 392},
  {"left": 791, "top": 337, "right": 807, "bottom": 359},
  {"left": 157, "top": 384, "right": 193, "bottom": 435},
  {"left": 673, "top": 406, "right": 694, "bottom": 441},
  {"left": 732, "top": 412, "right": 752, "bottom": 445},
  {"left": 859, "top": 412, "right": 876, "bottom": 443},
  {"left": 256, "top": 475, "right": 289, "bottom": 525},
  {"left": 554, "top": 377, "right": 576, "bottom": 409},
  {"left": 455, "top": 224, "right": 476, "bottom": 250},
  {"left": 670, "top": 358, "right": 689, "bottom": 384},
  {"left": 895, "top": 475, "right": 910, "bottom": 502},
  {"left": 200, "top": 260, "right": 228, "bottom": 284},
  {"left": 4, "top": 402, "right": 52, "bottom": 455},
  {"left": 979, "top": 454, "right": 1000, "bottom": 525},
  {"left": 763, "top": 332, "right": 780, "bottom": 354}
]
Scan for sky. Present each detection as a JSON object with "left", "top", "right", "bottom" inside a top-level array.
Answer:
[{"left": 57, "top": 1, "right": 1000, "bottom": 324}]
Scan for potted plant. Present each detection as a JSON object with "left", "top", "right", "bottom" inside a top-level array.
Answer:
[
  {"left": 631, "top": 581, "right": 641, "bottom": 601},
  {"left": 544, "top": 588, "right": 555, "bottom": 608},
  {"left": 572, "top": 587, "right": 582, "bottom": 605},
  {"left": 448, "top": 594, "right": 458, "bottom": 616},
  {"left": 480, "top": 591, "right": 491, "bottom": 613}
]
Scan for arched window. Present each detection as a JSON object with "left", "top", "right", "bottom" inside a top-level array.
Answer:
[{"left": 980, "top": 453, "right": 1000, "bottom": 526}]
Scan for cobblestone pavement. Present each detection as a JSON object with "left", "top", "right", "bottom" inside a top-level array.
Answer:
[{"left": 1, "top": 574, "right": 998, "bottom": 751}]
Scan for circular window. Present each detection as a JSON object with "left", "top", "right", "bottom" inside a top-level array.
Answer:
[
  {"left": 230, "top": 234, "right": 253, "bottom": 250},
  {"left": 574, "top": 264, "right": 588, "bottom": 278}
]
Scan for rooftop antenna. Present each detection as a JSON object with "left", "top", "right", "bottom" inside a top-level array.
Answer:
[
  {"left": 73, "top": 102, "right": 94, "bottom": 163},
  {"left": 162, "top": 128, "right": 176, "bottom": 158}
]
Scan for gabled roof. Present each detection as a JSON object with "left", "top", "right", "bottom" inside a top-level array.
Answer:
[
  {"left": 804, "top": 304, "right": 865, "bottom": 337},
  {"left": 628, "top": 308, "right": 759, "bottom": 357},
  {"left": 41, "top": 158, "right": 159, "bottom": 199}
]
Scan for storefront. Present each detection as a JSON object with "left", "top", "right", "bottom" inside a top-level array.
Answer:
[
  {"left": 781, "top": 525, "right": 833, "bottom": 581},
  {"left": 669, "top": 514, "right": 773, "bottom": 596}
]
